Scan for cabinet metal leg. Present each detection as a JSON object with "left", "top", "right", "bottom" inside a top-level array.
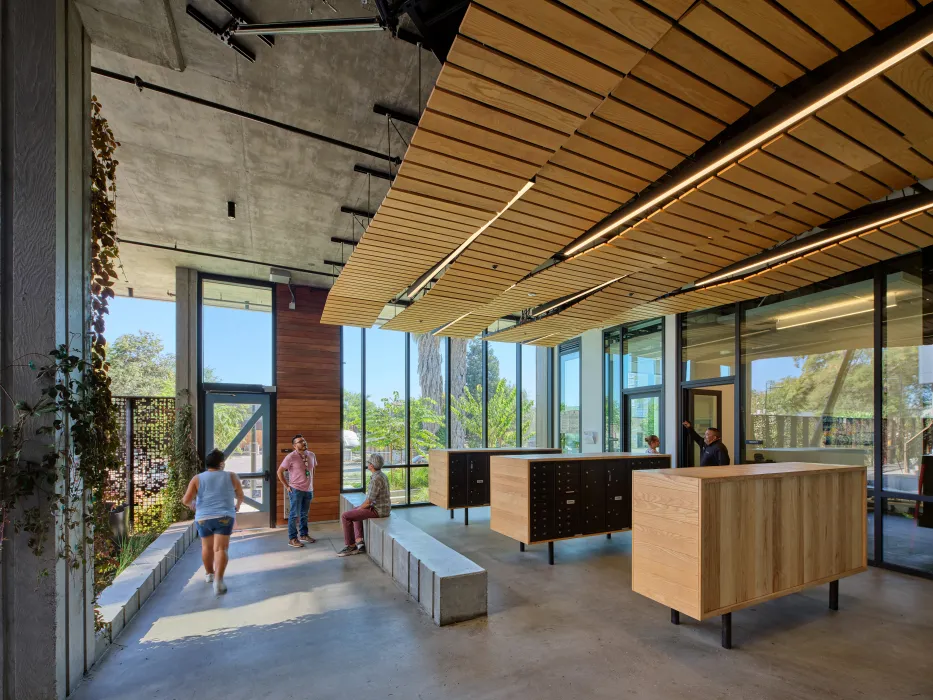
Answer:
[
  {"left": 671, "top": 609, "right": 680, "bottom": 625},
  {"left": 519, "top": 542, "right": 525, "bottom": 552},
  {"left": 548, "top": 541, "right": 554, "bottom": 565},
  {"left": 450, "top": 509, "right": 453, "bottom": 519},
  {"left": 464, "top": 508, "right": 469, "bottom": 526},
  {"left": 607, "top": 533, "right": 611, "bottom": 540},
  {"left": 721, "top": 613, "right": 732, "bottom": 649},
  {"left": 829, "top": 580, "right": 839, "bottom": 611}
]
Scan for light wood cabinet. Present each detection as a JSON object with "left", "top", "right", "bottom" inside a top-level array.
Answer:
[{"left": 632, "top": 463, "right": 867, "bottom": 647}]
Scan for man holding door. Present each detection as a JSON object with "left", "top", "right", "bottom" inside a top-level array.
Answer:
[
  {"left": 278, "top": 434, "right": 317, "bottom": 548},
  {"left": 682, "top": 421, "right": 730, "bottom": 466}
]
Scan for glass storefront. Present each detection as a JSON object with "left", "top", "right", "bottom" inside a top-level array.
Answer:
[
  {"left": 682, "top": 306, "right": 735, "bottom": 381},
  {"left": 559, "top": 342, "right": 581, "bottom": 453},
  {"left": 605, "top": 319, "right": 664, "bottom": 452}
]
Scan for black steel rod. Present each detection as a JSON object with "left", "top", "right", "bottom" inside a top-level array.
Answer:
[
  {"left": 671, "top": 609, "right": 680, "bottom": 625},
  {"left": 829, "top": 580, "right": 839, "bottom": 610},
  {"left": 234, "top": 17, "right": 382, "bottom": 34},
  {"left": 548, "top": 541, "right": 554, "bottom": 565},
  {"left": 721, "top": 613, "right": 732, "bottom": 649},
  {"left": 464, "top": 508, "right": 469, "bottom": 526},
  {"left": 119, "top": 239, "right": 339, "bottom": 279},
  {"left": 91, "top": 67, "right": 401, "bottom": 164},
  {"left": 332, "top": 236, "right": 359, "bottom": 247},
  {"left": 606, "top": 532, "right": 611, "bottom": 539},
  {"left": 519, "top": 542, "right": 525, "bottom": 552},
  {"left": 450, "top": 509, "right": 454, "bottom": 519}
]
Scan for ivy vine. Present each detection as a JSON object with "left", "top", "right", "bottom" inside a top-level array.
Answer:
[{"left": 0, "top": 97, "right": 122, "bottom": 589}]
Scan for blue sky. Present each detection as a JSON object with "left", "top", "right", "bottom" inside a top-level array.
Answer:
[{"left": 108, "top": 297, "right": 273, "bottom": 385}]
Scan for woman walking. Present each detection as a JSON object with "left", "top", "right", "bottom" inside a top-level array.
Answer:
[{"left": 183, "top": 448, "right": 244, "bottom": 595}]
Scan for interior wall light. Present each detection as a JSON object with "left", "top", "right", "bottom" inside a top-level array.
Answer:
[
  {"left": 407, "top": 180, "right": 535, "bottom": 299},
  {"left": 562, "top": 24, "right": 933, "bottom": 258},
  {"left": 530, "top": 276, "right": 623, "bottom": 317},
  {"left": 695, "top": 199, "right": 933, "bottom": 287}
]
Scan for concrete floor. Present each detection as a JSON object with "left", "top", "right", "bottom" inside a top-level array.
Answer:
[{"left": 75, "top": 507, "right": 933, "bottom": 700}]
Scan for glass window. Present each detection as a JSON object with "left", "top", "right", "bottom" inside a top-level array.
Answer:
[
  {"left": 487, "top": 342, "right": 517, "bottom": 448},
  {"left": 365, "top": 327, "right": 407, "bottom": 468},
  {"left": 521, "top": 344, "right": 538, "bottom": 448},
  {"left": 201, "top": 279, "right": 272, "bottom": 385},
  {"left": 624, "top": 319, "right": 662, "bottom": 388},
  {"left": 450, "top": 338, "right": 483, "bottom": 448},
  {"left": 559, "top": 343, "right": 581, "bottom": 453},
  {"left": 878, "top": 497, "right": 933, "bottom": 574},
  {"left": 742, "top": 280, "right": 874, "bottom": 480},
  {"left": 627, "top": 394, "right": 660, "bottom": 452},
  {"left": 604, "top": 330, "right": 621, "bottom": 451},
  {"left": 342, "top": 327, "right": 363, "bottom": 490},
  {"left": 410, "top": 334, "right": 446, "bottom": 503},
  {"left": 682, "top": 306, "right": 735, "bottom": 381}
]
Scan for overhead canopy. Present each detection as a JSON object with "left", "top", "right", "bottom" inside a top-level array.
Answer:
[{"left": 323, "top": 0, "right": 933, "bottom": 342}]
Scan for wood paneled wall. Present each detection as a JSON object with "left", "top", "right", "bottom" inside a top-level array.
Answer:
[{"left": 275, "top": 285, "right": 341, "bottom": 524}]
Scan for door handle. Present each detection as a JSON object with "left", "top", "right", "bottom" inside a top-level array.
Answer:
[{"left": 263, "top": 470, "right": 271, "bottom": 481}]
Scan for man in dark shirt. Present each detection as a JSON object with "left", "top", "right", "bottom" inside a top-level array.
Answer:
[{"left": 682, "top": 421, "right": 730, "bottom": 466}]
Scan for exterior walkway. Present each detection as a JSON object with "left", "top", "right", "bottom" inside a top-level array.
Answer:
[{"left": 75, "top": 507, "right": 933, "bottom": 699}]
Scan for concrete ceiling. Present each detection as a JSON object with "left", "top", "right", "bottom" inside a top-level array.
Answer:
[{"left": 83, "top": 0, "right": 440, "bottom": 300}]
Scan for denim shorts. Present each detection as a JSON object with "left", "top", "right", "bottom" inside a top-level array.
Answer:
[{"left": 197, "top": 516, "right": 235, "bottom": 537}]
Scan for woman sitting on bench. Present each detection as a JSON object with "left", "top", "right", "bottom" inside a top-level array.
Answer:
[{"left": 338, "top": 454, "right": 391, "bottom": 557}]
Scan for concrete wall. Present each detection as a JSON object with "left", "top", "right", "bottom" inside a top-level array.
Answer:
[
  {"left": 580, "top": 329, "right": 603, "bottom": 453},
  {"left": 0, "top": 2, "right": 93, "bottom": 697}
]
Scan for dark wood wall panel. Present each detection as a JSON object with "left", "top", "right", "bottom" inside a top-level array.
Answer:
[{"left": 275, "top": 285, "right": 341, "bottom": 524}]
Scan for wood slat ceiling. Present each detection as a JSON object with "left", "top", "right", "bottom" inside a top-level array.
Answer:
[{"left": 323, "top": 0, "right": 933, "bottom": 341}]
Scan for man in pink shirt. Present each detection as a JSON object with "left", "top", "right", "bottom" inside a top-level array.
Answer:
[{"left": 278, "top": 434, "right": 317, "bottom": 548}]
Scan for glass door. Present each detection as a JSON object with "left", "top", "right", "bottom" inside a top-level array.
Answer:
[
  {"left": 204, "top": 392, "right": 272, "bottom": 529},
  {"left": 625, "top": 393, "right": 661, "bottom": 453},
  {"left": 687, "top": 389, "right": 722, "bottom": 467}
]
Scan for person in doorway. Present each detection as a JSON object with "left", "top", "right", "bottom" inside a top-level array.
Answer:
[
  {"left": 682, "top": 421, "right": 730, "bottom": 466},
  {"left": 338, "top": 454, "right": 390, "bottom": 557},
  {"left": 182, "top": 448, "right": 244, "bottom": 596},
  {"left": 644, "top": 435, "right": 661, "bottom": 454},
  {"left": 278, "top": 434, "right": 317, "bottom": 548}
]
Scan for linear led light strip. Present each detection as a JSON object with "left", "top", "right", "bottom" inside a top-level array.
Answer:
[
  {"left": 433, "top": 311, "right": 472, "bottom": 336},
  {"left": 562, "top": 28, "right": 933, "bottom": 258},
  {"left": 696, "top": 200, "right": 933, "bottom": 287},
  {"left": 408, "top": 181, "right": 535, "bottom": 299},
  {"left": 530, "top": 276, "right": 623, "bottom": 317}
]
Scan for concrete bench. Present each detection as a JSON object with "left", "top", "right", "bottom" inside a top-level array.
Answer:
[
  {"left": 95, "top": 520, "right": 198, "bottom": 662},
  {"left": 340, "top": 493, "right": 486, "bottom": 625}
]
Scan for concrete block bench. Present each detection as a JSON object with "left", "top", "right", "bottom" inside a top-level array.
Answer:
[
  {"left": 95, "top": 520, "right": 198, "bottom": 663},
  {"left": 340, "top": 493, "right": 487, "bottom": 625}
]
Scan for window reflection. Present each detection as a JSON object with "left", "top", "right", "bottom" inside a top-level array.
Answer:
[
  {"left": 683, "top": 306, "right": 735, "bottom": 381},
  {"left": 450, "top": 338, "right": 484, "bottom": 448},
  {"left": 560, "top": 343, "right": 581, "bottom": 453},
  {"left": 342, "top": 327, "right": 363, "bottom": 491},
  {"left": 487, "top": 342, "right": 517, "bottom": 448},
  {"left": 521, "top": 345, "right": 538, "bottom": 447}
]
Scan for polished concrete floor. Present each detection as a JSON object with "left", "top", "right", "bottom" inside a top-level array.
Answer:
[{"left": 75, "top": 506, "right": 933, "bottom": 700}]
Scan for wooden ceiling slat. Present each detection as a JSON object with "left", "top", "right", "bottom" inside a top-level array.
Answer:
[
  {"left": 523, "top": 189, "right": 608, "bottom": 221},
  {"left": 612, "top": 77, "right": 725, "bottom": 140},
  {"left": 536, "top": 163, "right": 634, "bottom": 203},
  {"left": 632, "top": 54, "right": 748, "bottom": 122},
  {"left": 743, "top": 218, "right": 795, "bottom": 242},
  {"left": 533, "top": 176, "right": 619, "bottom": 212},
  {"left": 794, "top": 193, "right": 847, "bottom": 219},
  {"left": 698, "top": 177, "right": 784, "bottom": 215},
  {"left": 412, "top": 126, "right": 540, "bottom": 178},
  {"left": 886, "top": 54, "right": 933, "bottom": 114},
  {"left": 474, "top": 0, "right": 646, "bottom": 76},
  {"left": 836, "top": 171, "right": 890, "bottom": 201},
  {"left": 803, "top": 248, "right": 858, "bottom": 273},
  {"left": 845, "top": 0, "right": 914, "bottom": 30},
  {"left": 388, "top": 189, "right": 494, "bottom": 219},
  {"left": 883, "top": 221, "right": 933, "bottom": 248},
  {"left": 428, "top": 88, "right": 567, "bottom": 150},
  {"left": 642, "top": 0, "right": 695, "bottom": 21},
  {"left": 763, "top": 211, "right": 812, "bottom": 234},
  {"left": 762, "top": 135, "right": 853, "bottom": 182},
  {"left": 403, "top": 146, "right": 528, "bottom": 191},
  {"left": 629, "top": 219, "right": 710, "bottom": 247},
  {"left": 458, "top": 4, "right": 624, "bottom": 94},
  {"left": 392, "top": 174, "right": 505, "bottom": 211},
  {"left": 562, "top": 133, "right": 667, "bottom": 181},
  {"left": 419, "top": 110, "right": 553, "bottom": 166},
  {"left": 860, "top": 229, "right": 917, "bottom": 256},
  {"left": 739, "top": 149, "right": 827, "bottom": 194},
  {"left": 862, "top": 160, "right": 915, "bottom": 190},
  {"left": 827, "top": 241, "right": 880, "bottom": 266},
  {"left": 436, "top": 64, "right": 583, "bottom": 134},
  {"left": 653, "top": 28, "right": 773, "bottom": 105},
  {"left": 664, "top": 199, "right": 745, "bottom": 231},
  {"left": 774, "top": 0, "right": 872, "bottom": 52},
  {"left": 397, "top": 162, "right": 514, "bottom": 202},
  {"left": 814, "top": 183, "right": 870, "bottom": 210},
  {"left": 578, "top": 116, "right": 684, "bottom": 169},
  {"left": 550, "top": 148, "right": 651, "bottom": 193},
  {"left": 901, "top": 213, "right": 933, "bottom": 236},
  {"left": 680, "top": 3, "right": 803, "bottom": 86},
  {"left": 707, "top": 0, "right": 837, "bottom": 70},
  {"left": 650, "top": 209, "right": 729, "bottom": 237},
  {"left": 594, "top": 97, "right": 705, "bottom": 155},
  {"left": 559, "top": 0, "right": 672, "bottom": 50},
  {"left": 717, "top": 163, "right": 803, "bottom": 204},
  {"left": 510, "top": 200, "right": 597, "bottom": 229},
  {"left": 447, "top": 36, "right": 603, "bottom": 116},
  {"left": 838, "top": 236, "right": 894, "bottom": 262},
  {"left": 680, "top": 189, "right": 762, "bottom": 223},
  {"left": 850, "top": 79, "right": 933, "bottom": 146},
  {"left": 788, "top": 119, "right": 882, "bottom": 171}
]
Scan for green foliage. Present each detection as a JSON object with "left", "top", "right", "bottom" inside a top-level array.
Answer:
[
  {"left": 451, "top": 379, "right": 532, "bottom": 448},
  {"left": 114, "top": 532, "right": 158, "bottom": 578},
  {"left": 163, "top": 397, "right": 201, "bottom": 525},
  {"left": 211, "top": 402, "right": 254, "bottom": 452},
  {"left": 107, "top": 331, "right": 175, "bottom": 397},
  {"left": 364, "top": 391, "right": 443, "bottom": 460}
]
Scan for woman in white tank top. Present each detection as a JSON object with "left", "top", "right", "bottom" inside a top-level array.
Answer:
[{"left": 183, "top": 449, "right": 244, "bottom": 595}]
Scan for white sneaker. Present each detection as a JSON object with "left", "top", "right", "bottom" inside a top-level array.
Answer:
[
  {"left": 205, "top": 573, "right": 214, "bottom": 584},
  {"left": 213, "top": 578, "right": 227, "bottom": 595}
]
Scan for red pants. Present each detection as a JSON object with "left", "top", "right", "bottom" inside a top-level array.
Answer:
[{"left": 342, "top": 506, "right": 378, "bottom": 545}]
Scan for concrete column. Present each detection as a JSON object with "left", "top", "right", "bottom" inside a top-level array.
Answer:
[
  {"left": 535, "top": 346, "right": 549, "bottom": 448},
  {"left": 174, "top": 267, "right": 199, "bottom": 427},
  {"left": 664, "top": 315, "right": 679, "bottom": 466},
  {"left": 0, "top": 1, "right": 92, "bottom": 697},
  {"left": 580, "top": 329, "right": 603, "bottom": 453}
]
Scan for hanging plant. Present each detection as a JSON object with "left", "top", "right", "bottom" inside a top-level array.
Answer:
[
  {"left": 162, "top": 393, "right": 201, "bottom": 525},
  {"left": 0, "top": 97, "right": 122, "bottom": 593}
]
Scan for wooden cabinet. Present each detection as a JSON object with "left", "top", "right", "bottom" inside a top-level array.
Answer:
[
  {"left": 490, "top": 453, "right": 671, "bottom": 558},
  {"left": 429, "top": 448, "right": 560, "bottom": 511},
  {"left": 631, "top": 463, "right": 867, "bottom": 647}
]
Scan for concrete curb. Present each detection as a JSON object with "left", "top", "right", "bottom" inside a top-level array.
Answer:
[
  {"left": 340, "top": 494, "right": 487, "bottom": 625},
  {"left": 93, "top": 520, "right": 198, "bottom": 664}
]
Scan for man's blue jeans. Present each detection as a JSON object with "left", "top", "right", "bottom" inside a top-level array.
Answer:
[{"left": 288, "top": 489, "right": 313, "bottom": 540}]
